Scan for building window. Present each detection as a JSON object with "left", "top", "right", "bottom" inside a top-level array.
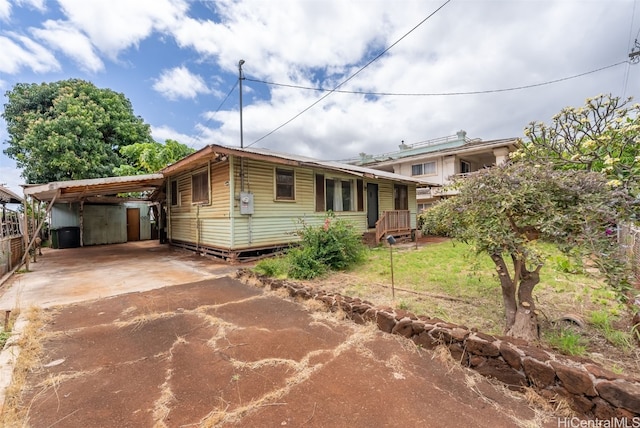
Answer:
[
  {"left": 411, "top": 161, "right": 436, "bottom": 176},
  {"left": 394, "top": 184, "right": 408, "bottom": 210},
  {"left": 170, "top": 180, "right": 179, "bottom": 206},
  {"left": 275, "top": 168, "right": 295, "bottom": 200},
  {"left": 460, "top": 160, "right": 471, "bottom": 174},
  {"left": 418, "top": 203, "right": 432, "bottom": 212},
  {"left": 191, "top": 170, "right": 209, "bottom": 204},
  {"left": 315, "top": 175, "right": 363, "bottom": 212}
]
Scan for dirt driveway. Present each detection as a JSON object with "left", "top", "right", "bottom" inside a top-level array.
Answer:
[{"left": 0, "top": 242, "right": 547, "bottom": 427}]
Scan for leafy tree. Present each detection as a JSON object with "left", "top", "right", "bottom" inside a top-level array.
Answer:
[
  {"left": 420, "top": 163, "right": 632, "bottom": 341},
  {"left": 515, "top": 94, "right": 640, "bottom": 199},
  {"left": 2, "top": 79, "right": 154, "bottom": 183},
  {"left": 112, "top": 139, "right": 195, "bottom": 176}
]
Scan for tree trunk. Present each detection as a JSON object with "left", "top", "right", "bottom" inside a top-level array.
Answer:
[
  {"left": 490, "top": 253, "right": 517, "bottom": 331},
  {"left": 506, "top": 307, "right": 539, "bottom": 341},
  {"left": 506, "top": 263, "right": 542, "bottom": 341}
]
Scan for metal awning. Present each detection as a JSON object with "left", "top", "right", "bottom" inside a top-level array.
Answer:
[
  {"left": 0, "top": 185, "right": 23, "bottom": 204},
  {"left": 23, "top": 174, "right": 165, "bottom": 203}
]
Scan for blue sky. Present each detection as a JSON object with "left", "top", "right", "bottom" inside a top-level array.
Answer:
[{"left": 1, "top": 0, "right": 639, "bottom": 194}]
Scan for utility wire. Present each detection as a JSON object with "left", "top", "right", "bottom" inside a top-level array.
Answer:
[
  {"left": 245, "top": 61, "right": 628, "bottom": 97},
  {"left": 246, "top": 0, "right": 452, "bottom": 148},
  {"left": 185, "top": 80, "right": 238, "bottom": 149}
]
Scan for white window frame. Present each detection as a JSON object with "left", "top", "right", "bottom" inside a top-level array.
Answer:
[
  {"left": 411, "top": 161, "right": 437, "bottom": 176},
  {"left": 325, "top": 178, "right": 354, "bottom": 212}
]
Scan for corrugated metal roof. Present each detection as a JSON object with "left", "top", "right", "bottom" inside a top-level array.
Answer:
[
  {"left": 0, "top": 185, "right": 22, "bottom": 203},
  {"left": 163, "top": 144, "right": 436, "bottom": 187},
  {"left": 23, "top": 174, "right": 165, "bottom": 203}
]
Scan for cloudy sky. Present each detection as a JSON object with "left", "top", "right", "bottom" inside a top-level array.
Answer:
[{"left": 0, "top": 0, "right": 638, "bottom": 194}]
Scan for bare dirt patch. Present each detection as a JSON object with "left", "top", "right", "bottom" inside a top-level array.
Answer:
[{"left": 3, "top": 277, "right": 551, "bottom": 427}]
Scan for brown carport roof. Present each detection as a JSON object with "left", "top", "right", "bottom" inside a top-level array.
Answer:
[{"left": 23, "top": 174, "right": 165, "bottom": 203}]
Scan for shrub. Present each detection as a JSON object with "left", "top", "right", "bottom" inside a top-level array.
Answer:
[
  {"left": 287, "top": 214, "right": 366, "bottom": 279},
  {"left": 287, "top": 246, "right": 328, "bottom": 279}
]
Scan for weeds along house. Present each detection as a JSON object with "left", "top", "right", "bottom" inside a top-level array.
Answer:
[
  {"left": 162, "top": 144, "right": 434, "bottom": 261},
  {"left": 351, "top": 131, "right": 519, "bottom": 211}
]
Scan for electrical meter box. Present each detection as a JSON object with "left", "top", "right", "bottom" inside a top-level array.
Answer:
[{"left": 240, "top": 192, "right": 254, "bottom": 215}]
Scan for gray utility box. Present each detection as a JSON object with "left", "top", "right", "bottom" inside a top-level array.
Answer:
[{"left": 240, "top": 192, "right": 254, "bottom": 215}]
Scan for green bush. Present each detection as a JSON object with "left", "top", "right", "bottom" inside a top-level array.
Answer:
[
  {"left": 254, "top": 256, "right": 289, "bottom": 278},
  {"left": 287, "top": 214, "right": 366, "bottom": 279},
  {"left": 287, "top": 246, "right": 328, "bottom": 279}
]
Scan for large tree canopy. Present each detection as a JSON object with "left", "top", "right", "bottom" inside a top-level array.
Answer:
[
  {"left": 515, "top": 94, "right": 640, "bottom": 199},
  {"left": 112, "top": 139, "right": 195, "bottom": 176},
  {"left": 2, "top": 79, "right": 155, "bottom": 183},
  {"left": 420, "top": 162, "right": 632, "bottom": 341}
]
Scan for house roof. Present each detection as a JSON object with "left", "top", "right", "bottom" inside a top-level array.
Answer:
[
  {"left": 162, "top": 144, "right": 435, "bottom": 186},
  {"left": 0, "top": 185, "right": 22, "bottom": 204},
  {"left": 23, "top": 174, "right": 165, "bottom": 203}
]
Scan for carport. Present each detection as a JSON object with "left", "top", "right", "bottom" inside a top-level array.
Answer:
[{"left": 20, "top": 174, "right": 165, "bottom": 270}]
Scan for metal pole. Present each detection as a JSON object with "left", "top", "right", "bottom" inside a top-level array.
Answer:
[
  {"left": 389, "top": 244, "right": 395, "bottom": 300},
  {"left": 238, "top": 59, "right": 245, "bottom": 192},
  {"left": 238, "top": 59, "right": 245, "bottom": 149}
]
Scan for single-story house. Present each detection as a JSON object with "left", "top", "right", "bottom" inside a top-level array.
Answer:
[{"left": 162, "top": 144, "right": 433, "bottom": 261}]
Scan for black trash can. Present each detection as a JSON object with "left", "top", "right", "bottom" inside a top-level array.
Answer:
[
  {"left": 57, "top": 226, "right": 80, "bottom": 249},
  {"left": 50, "top": 229, "right": 59, "bottom": 249}
]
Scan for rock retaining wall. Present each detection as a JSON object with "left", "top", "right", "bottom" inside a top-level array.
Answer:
[{"left": 236, "top": 269, "right": 640, "bottom": 419}]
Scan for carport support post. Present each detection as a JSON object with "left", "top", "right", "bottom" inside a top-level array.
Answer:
[
  {"left": 79, "top": 200, "right": 84, "bottom": 247},
  {"left": 22, "top": 197, "right": 29, "bottom": 271}
]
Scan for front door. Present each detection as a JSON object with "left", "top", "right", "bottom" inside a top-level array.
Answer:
[
  {"left": 126, "top": 208, "right": 140, "bottom": 242},
  {"left": 367, "top": 183, "right": 378, "bottom": 228}
]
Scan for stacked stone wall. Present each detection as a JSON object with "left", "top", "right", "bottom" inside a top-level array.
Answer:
[{"left": 236, "top": 269, "right": 640, "bottom": 419}]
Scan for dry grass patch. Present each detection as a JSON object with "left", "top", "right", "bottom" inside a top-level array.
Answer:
[{"left": 0, "top": 306, "right": 49, "bottom": 427}]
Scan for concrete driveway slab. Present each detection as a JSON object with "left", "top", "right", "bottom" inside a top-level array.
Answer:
[{"left": 0, "top": 242, "right": 548, "bottom": 427}]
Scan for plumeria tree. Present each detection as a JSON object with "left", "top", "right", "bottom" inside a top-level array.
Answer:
[
  {"left": 515, "top": 94, "right": 640, "bottom": 199},
  {"left": 420, "top": 162, "right": 633, "bottom": 341}
]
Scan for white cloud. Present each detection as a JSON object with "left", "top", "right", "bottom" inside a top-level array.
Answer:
[
  {"left": 0, "top": 166, "right": 23, "bottom": 196},
  {"left": 31, "top": 20, "right": 103, "bottom": 73},
  {"left": 153, "top": 66, "right": 211, "bottom": 100},
  {"left": 0, "top": 33, "right": 60, "bottom": 74},
  {"left": 151, "top": 125, "right": 205, "bottom": 150},
  {"left": 56, "top": 0, "right": 189, "bottom": 58},
  {"left": 0, "top": 0, "right": 10, "bottom": 21}
]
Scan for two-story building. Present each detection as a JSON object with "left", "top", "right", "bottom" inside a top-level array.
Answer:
[{"left": 352, "top": 130, "right": 519, "bottom": 211}]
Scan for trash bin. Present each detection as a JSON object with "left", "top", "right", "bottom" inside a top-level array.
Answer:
[
  {"left": 57, "top": 226, "right": 80, "bottom": 248},
  {"left": 50, "top": 229, "right": 59, "bottom": 249}
]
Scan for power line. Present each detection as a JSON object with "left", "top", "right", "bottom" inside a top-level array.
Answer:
[
  {"left": 245, "top": 61, "right": 628, "bottom": 97},
  {"left": 183, "top": 79, "right": 238, "bottom": 149},
  {"left": 246, "top": 0, "right": 452, "bottom": 148}
]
